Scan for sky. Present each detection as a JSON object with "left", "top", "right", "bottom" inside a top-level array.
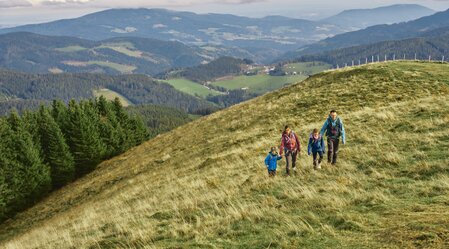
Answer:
[{"left": 0, "top": 0, "right": 448, "bottom": 27}]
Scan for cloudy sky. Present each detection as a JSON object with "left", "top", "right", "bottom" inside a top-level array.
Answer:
[{"left": 1, "top": 0, "right": 448, "bottom": 27}]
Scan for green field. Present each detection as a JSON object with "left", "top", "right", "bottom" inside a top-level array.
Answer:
[
  {"left": 283, "top": 61, "right": 333, "bottom": 75},
  {"left": 87, "top": 61, "right": 136, "bottom": 74},
  {"left": 97, "top": 42, "right": 142, "bottom": 58},
  {"left": 93, "top": 88, "right": 133, "bottom": 107},
  {"left": 163, "top": 78, "right": 223, "bottom": 97},
  {"left": 54, "top": 46, "right": 88, "bottom": 52},
  {"left": 211, "top": 74, "right": 308, "bottom": 94}
]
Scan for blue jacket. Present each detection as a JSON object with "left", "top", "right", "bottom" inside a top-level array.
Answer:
[
  {"left": 308, "top": 134, "right": 325, "bottom": 155},
  {"left": 320, "top": 115, "right": 346, "bottom": 144},
  {"left": 264, "top": 152, "right": 282, "bottom": 171}
]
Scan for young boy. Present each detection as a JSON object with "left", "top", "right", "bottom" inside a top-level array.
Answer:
[
  {"left": 265, "top": 147, "right": 282, "bottom": 177},
  {"left": 308, "top": 129, "right": 325, "bottom": 170}
]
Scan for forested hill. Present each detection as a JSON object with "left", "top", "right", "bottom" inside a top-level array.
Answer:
[
  {"left": 0, "top": 70, "right": 217, "bottom": 115},
  {"left": 0, "top": 32, "right": 207, "bottom": 75},
  {"left": 285, "top": 8, "right": 449, "bottom": 58},
  {"left": 177, "top": 57, "right": 252, "bottom": 83},
  {"left": 287, "top": 30, "right": 449, "bottom": 66}
]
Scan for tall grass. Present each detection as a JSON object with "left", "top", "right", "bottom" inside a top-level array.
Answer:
[{"left": 1, "top": 61, "right": 448, "bottom": 248}]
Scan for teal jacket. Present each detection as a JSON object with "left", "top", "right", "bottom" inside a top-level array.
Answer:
[{"left": 320, "top": 116, "right": 346, "bottom": 144}]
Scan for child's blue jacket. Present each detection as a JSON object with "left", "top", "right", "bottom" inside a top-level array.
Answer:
[
  {"left": 308, "top": 134, "right": 326, "bottom": 155},
  {"left": 265, "top": 152, "right": 282, "bottom": 171}
]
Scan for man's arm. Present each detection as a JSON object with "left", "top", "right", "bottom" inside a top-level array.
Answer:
[
  {"left": 340, "top": 119, "right": 346, "bottom": 144},
  {"left": 320, "top": 119, "right": 328, "bottom": 137}
]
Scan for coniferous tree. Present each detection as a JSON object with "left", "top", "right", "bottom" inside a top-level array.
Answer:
[
  {"left": 95, "top": 96, "right": 123, "bottom": 157},
  {"left": 4, "top": 113, "right": 51, "bottom": 209},
  {"left": 51, "top": 99, "right": 69, "bottom": 135},
  {"left": 37, "top": 106, "right": 75, "bottom": 188},
  {"left": 66, "top": 100, "right": 105, "bottom": 176}
]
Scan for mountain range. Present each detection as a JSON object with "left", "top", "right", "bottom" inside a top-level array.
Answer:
[
  {"left": 281, "top": 8, "right": 449, "bottom": 60},
  {"left": 0, "top": 32, "right": 258, "bottom": 75},
  {"left": 0, "top": 5, "right": 437, "bottom": 63},
  {"left": 322, "top": 4, "right": 434, "bottom": 30},
  {"left": 286, "top": 26, "right": 449, "bottom": 66}
]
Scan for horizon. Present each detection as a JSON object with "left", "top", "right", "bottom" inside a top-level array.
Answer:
[{"left": 0, "top": 1, "right": 448, "bottom": 27}]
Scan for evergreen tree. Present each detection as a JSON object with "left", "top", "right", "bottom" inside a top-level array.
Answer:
[
  {"left": 2, "top": 116, "right": 51, "bottom": 215},
  {"left": 51, "top": 99, "right": 69, "bottom": 135},
  {"left": 66, "top": 100, "right": 105, "bottom": 176},
  {"left": 37, "top": 106, "right": 75, "bottom": 188},
  {"left": 95, "top": 96, "right": 123, "bottom": 157}
]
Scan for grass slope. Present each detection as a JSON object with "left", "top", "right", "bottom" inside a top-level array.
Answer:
[
  {"left": 93, "top": 88, "right": 133, "bottom": 107},
  {"left": 1, "top": 61, "right": 448, "bottom": 248},
  {"left": 163, "top": 79, "right": 222, "bottom": 97},
  {"left": 211, "top": 74, "right": 308, "bottom": 94}
]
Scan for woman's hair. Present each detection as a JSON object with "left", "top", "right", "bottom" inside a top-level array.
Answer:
[{"left": 312, "top": 128, "right": 319, "bottom": 134}]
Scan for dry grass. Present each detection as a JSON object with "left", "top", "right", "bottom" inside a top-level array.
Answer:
[{"left": 0, "top": 61, "right": 448, "bottom": 248}]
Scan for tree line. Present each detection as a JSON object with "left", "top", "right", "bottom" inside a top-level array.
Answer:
[
  {"left": 0, "top": 70, "right": 217, "bottom": 115},
  {"left": 0, "top": 96, "right": 148, "bottom": 223}
]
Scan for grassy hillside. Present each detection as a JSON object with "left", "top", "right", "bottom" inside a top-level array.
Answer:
[
  {"left": 1, "top": 61, "right": 448, "bottom": 248},
  {"left": 163, "top": 78, "right": 222, "bottom": 97},
  {"left": 93, "top": 88, "right": 133, "bottom": 107},
  {"left": 211, "top": 74, "right": 308, "bottom": 94}
]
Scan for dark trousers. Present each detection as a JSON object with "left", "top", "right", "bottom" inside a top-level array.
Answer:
[
  {"left": 285, "top": 150, "right": 297, "bottom": 175},
  {"left": 313, "top": 151, "right": 323, "bottom": 166},
  {"left": 268, "top": 170, "right": 276, "bottom": 177},
  {"left": 327, "top": 138, "right": 340, "bottom": 164}
]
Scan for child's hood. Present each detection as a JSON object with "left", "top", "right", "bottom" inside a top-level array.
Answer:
[{"left": 309, "top": 133, "right": 322, "bottom": 139}]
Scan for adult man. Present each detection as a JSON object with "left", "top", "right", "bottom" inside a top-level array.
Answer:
[
  {"left": 320, "top": 110, "right": 346, "bottom": 165},
  {"left": 279, "top": 125, "right": 301, "bottom": 175}
]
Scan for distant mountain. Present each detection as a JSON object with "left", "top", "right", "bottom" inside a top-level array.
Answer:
[
  {"left": 288, "top": 28, "right": 449, "bottom": 67},
  {"left": 0, "top": 69, "right": 217, "bottom": 114},
  {"left": 283, "top": 8, "right": 449, "bottom": 59},
  {"left": 0, "top": 8, "right": 347, "bottom": 58},
  {"left": 323, "top": 4, "right": 435, "bottom": 30},
  {"left": 0, "top": 32, "right": 259, "bottom": 75}
]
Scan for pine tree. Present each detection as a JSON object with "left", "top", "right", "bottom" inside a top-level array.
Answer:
[
  {"left": 128, "top": 114, "right": 149, "bottom": 146},
  {"left": 37, "top": 106, "right": 75, "bottom": 188},
  {"left": 66, "top": 100, "right": 105, "bottom": 176},
  {"left": 95, "top": 96, "right": 123, "bottom": 157},
  {"left": 2, "top": 115, "right": 51, "bottom": 213},
  {"left": 51, "top": 99, "right": 69, "bottom": 135}
]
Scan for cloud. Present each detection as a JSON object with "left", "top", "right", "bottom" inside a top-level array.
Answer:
[
  {"left": 0, "top": 0, "right": 32, "bottom": 8},
  {"left": 218, "top": 0, "right": 266, "bottom": 3},
  {"left": 40, "top": 0, "right": 93, "bottom": 5}
]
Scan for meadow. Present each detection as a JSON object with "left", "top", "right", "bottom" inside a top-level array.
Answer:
[
  {"left": 93, "top": 88, "right": 133, "bottom": 107},
  {"left": 1, "top": 61, "right": 448, "bottom": 248},
  {"left": 163, "top": 78, "right": 223, "bottom": 97},
  {"left": 211, "top": 74, "right": 308, "bottom": 94}
]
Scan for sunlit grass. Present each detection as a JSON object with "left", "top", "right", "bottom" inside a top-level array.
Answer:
[{"left": 1, "top": 61, "right": 448, "bottom": 248}]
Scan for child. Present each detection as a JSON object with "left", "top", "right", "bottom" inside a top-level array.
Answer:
[
  {"left": 265, "top": 147, "right": 282, "bottom": 177},
  {"left": 308, "top": 128, "right": 325, "bottom": 170}
]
